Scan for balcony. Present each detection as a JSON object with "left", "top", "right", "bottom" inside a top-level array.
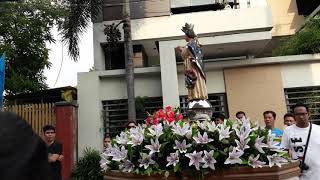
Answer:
[
  {"left": 98, "top": 0, "right": 272, "bottom": 41},
  {"left": 94, "top": 0, "right": 273, "bottom": 70}
]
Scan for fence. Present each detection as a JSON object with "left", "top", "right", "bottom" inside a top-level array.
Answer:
[{"left": 5, "top": 103, "right": 56, "bottom": 135}]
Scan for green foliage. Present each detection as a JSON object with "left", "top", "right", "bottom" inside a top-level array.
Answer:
[
  {"left": 0, "top": 0, "right": 66, "bottom": 95},
  {"left": 135, "top": 96, "right": 148, "bottom": 113},
  {"left": 61, "top": 0, "right": 102, "bottom": 61},
  {"left": 273, "top": 16, "right": 320, "bottom": 56},
  {"left": 104, "top": 23, "right": 122, "bottom": 51},
  {"left": 71, "top": 148, "right": 103, "bottom": 180}
]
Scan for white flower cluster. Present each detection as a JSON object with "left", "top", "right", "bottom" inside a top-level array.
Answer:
[{"left": 100, "top": 118, "right": 288, "bottom": 174}]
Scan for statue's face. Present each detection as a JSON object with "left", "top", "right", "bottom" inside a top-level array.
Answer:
[
  {"left": 184, "top": 35, "right": 191, "bottom": 42},
  {"left": 184, "top": 35, "right": 188, "bottom": 42}
]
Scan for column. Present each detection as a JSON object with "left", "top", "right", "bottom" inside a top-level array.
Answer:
[
  {"left": 159, "top": 41, "right": 180, "bottom": 108},
  {"left": 55, "top": 101, "right": 78, "bottom": 180}
]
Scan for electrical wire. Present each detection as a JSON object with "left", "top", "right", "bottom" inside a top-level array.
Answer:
[{"left": 53, "top": 41, "right": 64, "bottom": 87}]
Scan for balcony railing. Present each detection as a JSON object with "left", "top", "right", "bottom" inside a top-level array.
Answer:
[{"left": 171, "top": 0, "right": 268, "bottom": 10}]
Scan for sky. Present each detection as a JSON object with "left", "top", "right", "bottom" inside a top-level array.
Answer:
[{"left": 44, "top": 25, "right": 94, "bottom": 88}]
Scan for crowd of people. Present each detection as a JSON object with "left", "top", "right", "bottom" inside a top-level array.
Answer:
[
  {"left": 103, "top": 103, "right": 320, "bottom": 180},
  {"left": 214, "top": 110, "right": 296, "bottom": 138},
  {"left": 1, "top": 102, "right": 319, "bottom": 180},
  {"left": 212, "top": 103, "right": 320, "bottom": 180}
]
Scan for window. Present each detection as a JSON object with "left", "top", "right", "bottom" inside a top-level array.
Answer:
[
  {"left": 102, "top": 0, "right": 170, "bottom": 21},
  {"left": 296, "top": 0, "right": 320, "bottom": 16},
  {"left": 102, "top": 97, "right": 163, "bottom": 137},
  {"left": 103, "top": 43, "right": 125, "bottom": 70},
  {"left": 103, "top": 44, "right": 148, "bottom": 70},
  {"left": 171, "top": 0, "right": 239, "bottom": 15},
  {"left": 284, "top": 86, "right": 320, "bottom": 124},
  {"left": 179, "top": 93, "right": 229, "bottom": 118}
]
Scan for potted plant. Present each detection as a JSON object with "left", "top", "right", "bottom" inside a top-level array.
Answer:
[{"left": 101, "top": 107, "right": 300, "bottom": 179}]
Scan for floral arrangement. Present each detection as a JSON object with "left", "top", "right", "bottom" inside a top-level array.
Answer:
[{"left": 100, "top": 106, "right": 289, "bottom": 177}]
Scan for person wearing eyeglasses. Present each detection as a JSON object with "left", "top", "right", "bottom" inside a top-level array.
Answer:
[{"left": 281, "top": 103, "right": 320, "bottom": 180}]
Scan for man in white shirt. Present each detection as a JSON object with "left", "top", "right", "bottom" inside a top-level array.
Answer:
[{"left": 281, "top": 103, "right": 320, "bottom": 180}]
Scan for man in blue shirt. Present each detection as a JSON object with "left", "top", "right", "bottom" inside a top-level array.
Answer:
[{"left": 263, "top": 111, "right": 283, "bottom": 137}]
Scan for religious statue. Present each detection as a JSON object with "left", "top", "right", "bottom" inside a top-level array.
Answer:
[
  {"left": 175, "top": 23, "right": 212, "bottom": 121},
  {"left": 175, "top": 23, "right": 208, "bottom": 101}
]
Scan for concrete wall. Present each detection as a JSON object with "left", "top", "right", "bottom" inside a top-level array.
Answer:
[
  {"left": 94, "top": 7, "right": 272, "bottom": 43},
  {"left": 99, "top": 74, "right": 162, "bottom": 100},
  {"left": 224, "top": 65, "right": 287, "bottom": 129},
  {"left": 77, "top": 69, "right": 162, "bottom": 155},
  {"left": 78, "top": 55, "right": 320, "bottom": 154},
  {"left": 77, "top": 72, "right": 103, "bottom": 155},
  {"left": 267, "top": 0, "right": 305, "bottom": 36},
  {"left": 282, "top": 62, "right": 320, "bottom": 88}
]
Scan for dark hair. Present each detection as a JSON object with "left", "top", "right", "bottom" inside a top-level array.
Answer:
[
  {"left": 43, "top": 125, "right": 55, "bottom": 133},
  {"left": 104, "top": 134, "right": 111, "bottom": 139},
  {"left": 125, "top": 120, "right": 137, "bottom": 128},
  {"left": 293, "top": 103, "right": 309, "bottom": 112},
  {"left": 263, "top": 111, "right": 276, "bottom": 119},
  {"left": 284, "top": 113, "right": 295, "bottom": 119},
  {"left": 236, "top": 111, "right": 246, "bottom": 117},
  {"left": 214, "top": 113, "right": 226, "bottom": 120},
  {"left": 0, "top": 112, "right": 52, "bottom": 180}
]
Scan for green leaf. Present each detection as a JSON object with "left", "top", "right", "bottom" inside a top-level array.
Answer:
[
  {"left": 222, "top": 139, "right": 230, "bottom": 144},
  {"left": 226, "top": 120, "right": 233, "bottom": 127},
  {"left": 145, "top": 167, "right": 153, "bottom": 176},
  {"left": 178, "top": 120, "right": 184, "bottom": 127},
  {"left": 218, "top": 150, "right": 227, "bottom": 156},
  {"left": 241, "top": 158, "right": 248, "bottom": 165},
  {"left": 213, "top": 151, "right": 220, "bottom": 158},
  {"left": 173, "top": 163, "right": 180, "bottom": 173},
  {"left": 207, "top": 144, "right": 215, "bottom": 150},
  {"left": 192, "top": 127, "right": 198, "bottom": 136},
  {"left": 128, "top": 145, "right": 133, "bottom": 160},
  {"left": 71, "top": 148, "right": 103, "bottom": 179}
]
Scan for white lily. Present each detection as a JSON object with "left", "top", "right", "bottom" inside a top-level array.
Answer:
[
  {"left": 248, "top": 154, "right": 266, "bottom": 168},
  {"left": 224, "top": 147, "right": 244, "bottom": 165}
]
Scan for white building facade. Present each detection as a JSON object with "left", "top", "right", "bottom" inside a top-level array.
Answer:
[{"left": 78, "top": 0, "right": 320, "bottom": 154}]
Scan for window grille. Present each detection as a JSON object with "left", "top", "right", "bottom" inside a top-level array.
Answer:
[
  {"left": 102, "top": 97, "right": 163, "bottom": 137},
  {"left": 179, "top": 93, "right": 229, "bottom": 118},
  {"left": 284, "top": 86, "right": 320, "bottom": 125}
]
